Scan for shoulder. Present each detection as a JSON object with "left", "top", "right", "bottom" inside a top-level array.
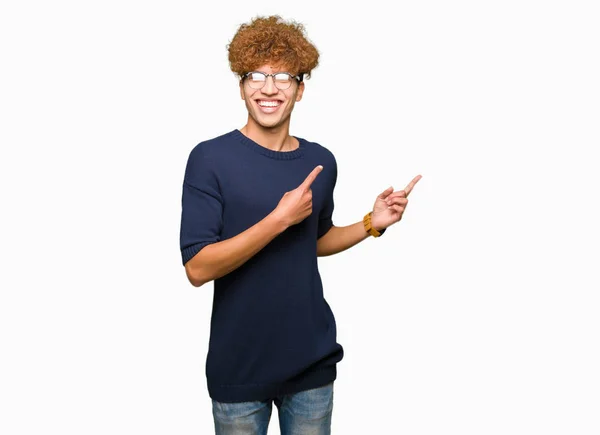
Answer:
[
  {"left": 184, "top": 131, "right": 236, "bottom": 183},
  {"left": 300, "top": 136, "right": 337, "bottom": 166},
  {"left": 188, "top": 130, "right": 236, "bottom": 161}
]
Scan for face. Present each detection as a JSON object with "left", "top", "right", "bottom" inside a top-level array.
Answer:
[{"left": 239, "top": 63, "right": 305, "bottom": 130}]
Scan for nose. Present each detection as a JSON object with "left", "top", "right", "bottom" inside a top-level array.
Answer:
[{"left": 262, "top": 76, "right": 278, "bottom": 94}]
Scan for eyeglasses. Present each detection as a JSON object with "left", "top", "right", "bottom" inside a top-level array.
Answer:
[{"left": 242, "top": 71, "right": 304, "bottom": 90}]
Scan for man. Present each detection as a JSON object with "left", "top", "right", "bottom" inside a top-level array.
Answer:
[{"left": 179, "top": 15, "right": 421, "bottom": 435}]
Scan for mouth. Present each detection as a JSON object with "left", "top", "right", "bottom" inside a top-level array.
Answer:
[{"left": 255, "top": 99, "right": 283, "bottom": 114}]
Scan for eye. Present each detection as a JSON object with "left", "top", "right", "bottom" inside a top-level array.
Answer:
[
  {"left": 274, "top": 73, "right": 292, "bottom": 83},
  {"left": 249, "top": 72, "right": 266, "bottom": 81}
]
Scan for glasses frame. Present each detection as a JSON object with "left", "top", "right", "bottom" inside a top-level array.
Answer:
[{"left": 242, "top": 71, "right": 304, "bottom": 90}]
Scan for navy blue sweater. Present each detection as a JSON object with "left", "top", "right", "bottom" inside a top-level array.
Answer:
[{"left": 179, "top": 129, "right": 344, "bottom": 403}]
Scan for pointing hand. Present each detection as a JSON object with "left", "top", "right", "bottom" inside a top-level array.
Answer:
[
  {"left": 371, "top": 174, "right": 422, "bottom": 232},
  {"left": 274, "top": 165, "right": 323, "bottom": 228}
]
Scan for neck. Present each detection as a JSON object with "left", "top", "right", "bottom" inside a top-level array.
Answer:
[{"left": 240, "top": 118, "right": 297, "bottom": 152}]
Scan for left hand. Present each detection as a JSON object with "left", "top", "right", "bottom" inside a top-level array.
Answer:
[{"left": 371, "top": 175, "right": 422, "bottom": 231}]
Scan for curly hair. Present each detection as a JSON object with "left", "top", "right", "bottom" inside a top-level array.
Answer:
[{"left": 227, "top": 15, "right": 320, "bottom": 81}]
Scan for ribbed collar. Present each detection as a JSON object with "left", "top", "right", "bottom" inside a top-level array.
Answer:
[{"left": 230, "top": 129, "right": 305, "bottom": 160}]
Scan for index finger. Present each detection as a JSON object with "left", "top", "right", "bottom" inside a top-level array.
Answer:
[
  {"left": 300, "top": 165, "right": 323, "bottom": 190},
  {"left": 404, "top": 174, "right": 422, "bottom": 197}
]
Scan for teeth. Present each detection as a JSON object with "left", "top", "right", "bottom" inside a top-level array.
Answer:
[{"left": 258, "top": 100, "right": 280, "bottom": 107}]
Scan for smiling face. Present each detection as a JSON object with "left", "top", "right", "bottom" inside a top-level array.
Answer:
[{"left": 239, "top": 63, "right": 305, "bottom": 131}]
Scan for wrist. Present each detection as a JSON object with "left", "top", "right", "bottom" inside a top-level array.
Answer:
[
  {"left": 363, "top": 211, "right": 386, "bottom": 237},
  {"left": 267, "top": 210, "right": 290, "bottom": 234}
]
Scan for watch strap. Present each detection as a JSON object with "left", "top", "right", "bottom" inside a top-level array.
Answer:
[{"left": 363, "top": 211, "right": 386, "bottom": 237}]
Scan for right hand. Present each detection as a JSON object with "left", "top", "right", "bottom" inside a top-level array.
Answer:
[{"left": 274, "top": 165, "right": 323, "bottom": 228}]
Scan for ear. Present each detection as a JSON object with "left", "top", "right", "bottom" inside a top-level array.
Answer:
[
  {"left": 239, "top": 80, "right": 245, "bottom": 100},
  {"left": 295, "top": 80, "right": 305, "bottom": 102}
]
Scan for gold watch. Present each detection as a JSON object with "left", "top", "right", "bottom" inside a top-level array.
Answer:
[{"left": 363, "top": 212, "right": 386, "bottom": 237}]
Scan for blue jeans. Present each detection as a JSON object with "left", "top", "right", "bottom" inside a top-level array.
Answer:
[{"left": 211, "top": 381, "right": 334, "bottom": 435}]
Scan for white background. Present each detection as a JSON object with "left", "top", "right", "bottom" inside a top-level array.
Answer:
[{"left": 1, "top": 0, "right": 599, "bottom": 434}]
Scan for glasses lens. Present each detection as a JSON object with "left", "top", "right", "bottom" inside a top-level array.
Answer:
[
  {"left": 274, "top": 73, "right": 292, "bottom": 90},
  {"left": 247, "top": 72, "right": 266, "bottom": 89}
]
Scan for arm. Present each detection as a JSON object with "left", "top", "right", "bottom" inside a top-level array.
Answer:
[
  {"left": 317, "top": 174, "right": 424, "bottom": 257},
  {"left": 185, "top": 211, "right": 288, "bottom": 287},
  {"left": 182, "top": 161, "right": 325, "bottom": 288},
  {"left": 317, "top": 219, "right": 378, "bottom": 257},
  {"left": 180, "top": 145, "right": 291, "bottom": 287}
]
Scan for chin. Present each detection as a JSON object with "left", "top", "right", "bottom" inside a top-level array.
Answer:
[{"left": 252, "top": 113, "right": 288, "bottom": 128}]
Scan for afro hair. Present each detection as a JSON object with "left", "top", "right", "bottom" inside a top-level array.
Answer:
[{"left": 227, "top": 15, "right": 320, "bottom": 80}]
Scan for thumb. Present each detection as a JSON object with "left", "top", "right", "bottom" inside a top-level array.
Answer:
[{"left": 377, "top": 186, "right": 394, "bottom": 199}]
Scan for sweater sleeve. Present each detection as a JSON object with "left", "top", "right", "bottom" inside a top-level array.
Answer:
[
  {"left": 317, "top": 153, "right": 337, "bottom": 240},
  {"left": 180, "top": 145, "right": 223, "bottom": 266}
]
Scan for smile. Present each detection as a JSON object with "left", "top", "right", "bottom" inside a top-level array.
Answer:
[{"left": 256, "top": 99, "right": 282, "bottom": 113}]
